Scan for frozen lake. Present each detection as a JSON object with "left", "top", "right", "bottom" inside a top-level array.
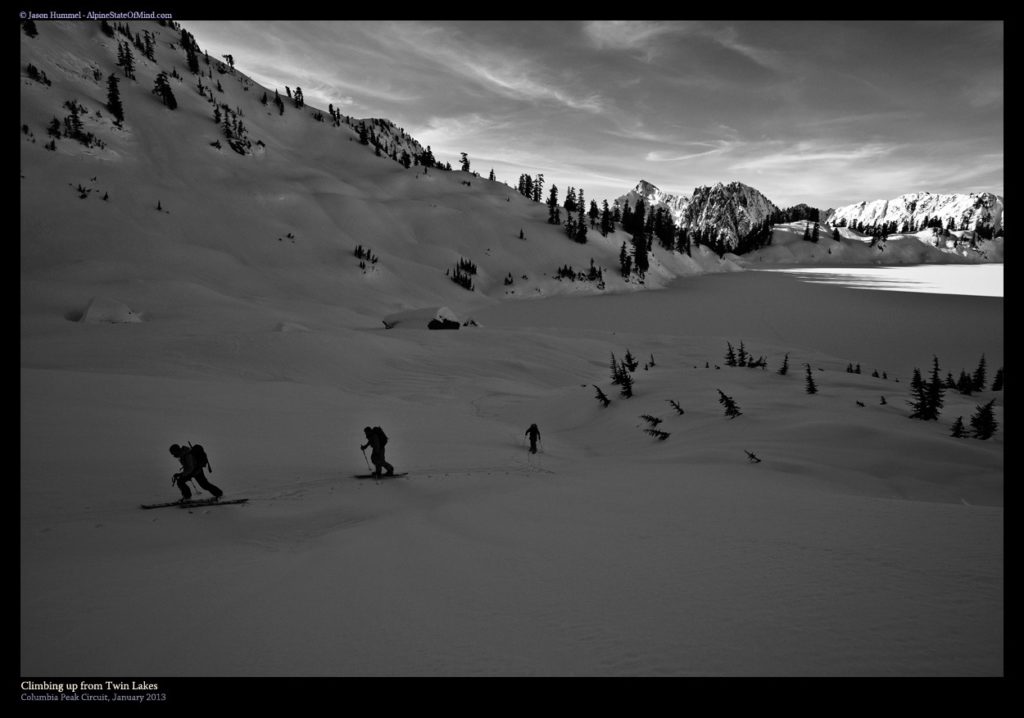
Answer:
[{"left": 756, "top": 264, "right": 1003, "bottom": 298}]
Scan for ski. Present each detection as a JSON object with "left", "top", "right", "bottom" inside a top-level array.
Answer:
[
  {"left": 141, "top": 498, "right": 249, "bottom": 510},
  {"left": 353, "top": 472, "right": 408, "bottom": 479}
]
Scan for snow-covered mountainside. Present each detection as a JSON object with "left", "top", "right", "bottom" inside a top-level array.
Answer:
[
  {"left": 614, "top": 179, "right": 690, "bottom": 225},
  {"left": 20, "top": 18, "right": 742, "bottom": 330},
  {"left": 680, "top": 181, "right": 779, "bottom": 251},
  {"left": 826, "top": 192, "right": 1004, "bottom": 234}
]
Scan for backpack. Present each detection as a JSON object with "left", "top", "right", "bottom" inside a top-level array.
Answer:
[
  {"left": 373, "top": 427, "right": 387, "bottom": 447},
  {"left": 188, "top": 443, "right": 212, "bottom": 473}
]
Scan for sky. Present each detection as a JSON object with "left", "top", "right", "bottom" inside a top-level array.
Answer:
[{"left": 185, "top": 20, "right": 1003, "bottom": 211}]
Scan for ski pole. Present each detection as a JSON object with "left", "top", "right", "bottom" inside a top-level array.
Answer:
[{"left": 361, "top": 447, "right": 371, "bottom": 471}]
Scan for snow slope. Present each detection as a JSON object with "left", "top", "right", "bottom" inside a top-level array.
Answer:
[{"left": 20, "top": 20, "right": 1003, "bottom": 681}]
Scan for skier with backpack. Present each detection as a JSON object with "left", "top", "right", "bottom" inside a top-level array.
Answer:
[
  {"left": 525, "top": 423, "right": 541, "bottom": 454},
  {"left": 169, "top": 443, "right": 223, "bottom": 502},
  {"left": 360, "top": 426, "right": 394, "bottom": 478}
]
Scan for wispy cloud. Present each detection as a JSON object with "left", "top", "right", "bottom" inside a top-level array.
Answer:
[
  {"left": 385, "top": 23, "right": 607, "bottom": 114},
  {"left": 729, "top": 141, "right": 896, "bottom": 172},
  {"left": 582, "top": 21, "right": 678, "bottom": 61},
  {"left": 705, "top": 25, "right": 789, "bottom": 74},
  {"left": 645, "top": 141, "right": 736, "bottom": 163}
]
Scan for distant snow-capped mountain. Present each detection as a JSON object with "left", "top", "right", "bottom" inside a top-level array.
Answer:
[
  {"left": 680, "top": 181, "right": 779, "bottom": 251},
  {"left": 825, "top": 192, "right": 1004, "bottom": 232},
  {"left": 614, "top": 180, "right": 690, "bottom": 226}
]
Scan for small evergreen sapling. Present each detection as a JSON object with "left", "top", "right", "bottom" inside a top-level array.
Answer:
[
  {"left": 969, "top": 399, "right": 997, "bottom": 440},
  {"left": 717, "top": 389, "right": 741, "bottom": 418},
  {"left": 609, "top": 353, "right": 621, "bottom": 385},
  {"left": 949, "top": 416, "right": 967, "bottom": 438},
  {"left": 667, "top": 400, "right": 684, "bottom": 415},
  {"left": 617, "top": 367, "right": 634, "bottom": 398},
  {"left": 804, "top": 364, "right": 818, "bottom": 394},
  {"left": 623, "top": 349, "right": 639, "bottom": 372},
  {"left": 593, "top": 386, "right": 611, "bottom": 408},
  {"left": 777, "top": 353, "right": 789, "bottom": 376}
]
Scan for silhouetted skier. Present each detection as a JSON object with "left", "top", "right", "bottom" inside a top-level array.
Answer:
[
  {"left": 361, "top": 426, "right": 394, "bottom": 478},
  {"left": 169, "top": 443, "right": 223, "bottom": 501},
  {"left": 525, "top": 423, "right": 541, "bottom": 454}
]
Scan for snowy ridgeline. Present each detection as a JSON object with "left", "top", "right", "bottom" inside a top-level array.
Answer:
[{"left": 826, "top": 192, "right": 1004, "bottom": 235}]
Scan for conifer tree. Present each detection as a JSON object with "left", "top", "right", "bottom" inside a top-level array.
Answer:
[
  {"left": 969, "top": 399, "right": 998, "bottom": 439},
  {"left": 106, "top": 74, "right": 124, "bottom": 126},
  {"left": 610, "top": 353, "right": 621, "bottom": 385},
  {"left": 805, "top": 364, "right": 818, "bottom": 394},
  {"left": 601, "top": 200, "right": 613, "bottom": 236},
  {"left": 717, "top": 389, "right": 742, "bottom": 418},
  {"left": 575, "top": 188, "right": 588, "bottom": 243},
  {"left": 547, "top": 185, "right": 560, "bottom": 225},
  {"left": 957, "top": 370, "right": 974, "bottom": 395},
  {"left": 950, "top": 416, "right": 967, "bottom": 438},
  {"left": 152, "top": 72, "right": 177, "bottom": 109},
  {"left": 991, "top": 367, "right": 1003, "bottom": 391},
  {"left": 623, "top": 349, "right": 638, "bottom": 372},
  {"left": 632, "top": 228, "right": 649, "bottom": 276},
  {"left": 593, "top": 386, "right": 611, "bottom": 407},
  {"left": 618, "top": 366, "right": 634, "bottom": 398},
  {"left": 23, "top": 18, "right": 38, "bottom": 37},
  {"left": 564, "top": 187, "right": 577, "bottom": 213},
  {"left": 460, "top": 152, "right": 470, "bottom": 172},
  {"left": 972, "top": 354, "right": 987, "bottom": 393},
  {"left": 118, "top": 42, "right": 136, "bottom": 79},
  {"left": 488, "top": 168, "right": 495, "bottom": 181},
  {"left": 924, "top": 356, "right": 945, "bottom": 420},
  {"left": 777, "top": 353, "right": 789, "bottom": 375},
  {"left": 619, "top": 242, "right": 632, "bottom": 277},
  {"left": 737, "top": 341, "right": 748, "bottom": 367},
  {"left": 725, "top": 342, "right": 737, "bottom": 367},
  {"left": 907, "top": 368, "right": 927, "bottom": 418}
]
